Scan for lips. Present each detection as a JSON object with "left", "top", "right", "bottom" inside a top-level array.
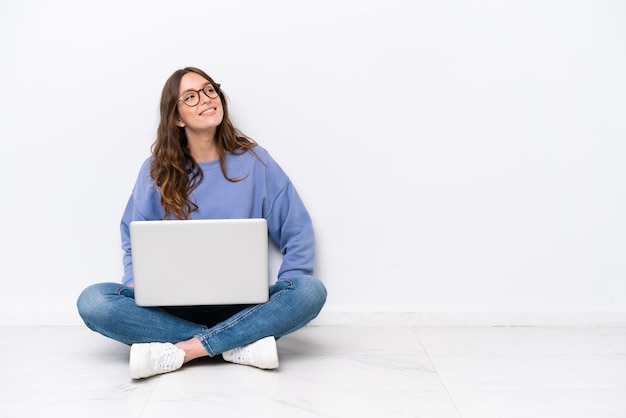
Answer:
[{"left": 200, "top": 107, "right": 217, "bottom": 116}]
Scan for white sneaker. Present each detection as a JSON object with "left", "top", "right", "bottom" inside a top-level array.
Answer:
[
  {"left": 129, "top": 342, "right": 185, "bottom": 379},
  {"left": 222, "top": 336, "right": 279, "bottom": 369}
]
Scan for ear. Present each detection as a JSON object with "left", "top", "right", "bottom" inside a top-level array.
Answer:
[{"left": 175, "top": 118, "right": 186, "bottom": 128}]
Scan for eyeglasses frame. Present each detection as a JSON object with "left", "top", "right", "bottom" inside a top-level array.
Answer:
[{"left": 177, "top": 82, "right": 221, "bottom": 107}]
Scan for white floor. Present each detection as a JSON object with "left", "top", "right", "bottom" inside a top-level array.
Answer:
[{"left": 1, "top": 325, "right": 626, "bottom": 417}]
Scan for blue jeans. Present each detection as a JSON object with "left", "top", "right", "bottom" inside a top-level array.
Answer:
[{"left": 76, "top": 276, "right": 327, "bottom": 356}]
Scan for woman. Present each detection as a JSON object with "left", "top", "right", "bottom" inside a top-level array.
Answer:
[{"left": 77, "top": 67, "right": 327, "bottom": 379}]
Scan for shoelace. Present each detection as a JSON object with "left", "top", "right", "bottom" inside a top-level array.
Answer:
[
  {"left": 154, "top": 346, "right": 182, "bottom": 371},
  {"left": 229, "top": 346, "right": 253, "bottom": 362}
]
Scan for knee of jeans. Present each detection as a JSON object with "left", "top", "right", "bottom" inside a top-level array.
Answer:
[
  {"left": 76, "top": 283, "right": 115, "bottom": 322},
  {"left": 77, "top": 284, "right": 99, "bottom": 319},
  {"left": 293, "top": 275, "right": 327, "bottom": 308}
]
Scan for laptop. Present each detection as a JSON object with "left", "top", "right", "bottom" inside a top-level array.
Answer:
[{"left": 129, "top": 218, "right": 270, "bottom": 307}]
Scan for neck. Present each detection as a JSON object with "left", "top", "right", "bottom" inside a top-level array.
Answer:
[{"left": 187, "top": 131, "right": 219, "bottom": 162}]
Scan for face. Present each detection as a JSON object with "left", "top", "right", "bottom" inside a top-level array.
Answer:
[{"left": 175, "top": 72, "right": 224, "bottom": 135}]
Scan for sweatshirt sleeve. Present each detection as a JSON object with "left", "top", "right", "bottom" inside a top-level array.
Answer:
[
  {"left": 120, "top": 158, "right": 161, "bottom": 286},
  {"left": 120, "top": 196, "right": 139, "bottom": 286},
  {"left": 265, "top": 179, "right": 316, "bottom": 281}
]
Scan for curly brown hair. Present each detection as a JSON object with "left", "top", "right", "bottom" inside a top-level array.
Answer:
[{"left": 150, "top": 67, "right": 256, "bottom": 220}]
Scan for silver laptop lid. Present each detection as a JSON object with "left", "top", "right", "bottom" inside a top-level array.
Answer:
[{"left": 130, "top": 218, "right": 269, "bottom": 307}]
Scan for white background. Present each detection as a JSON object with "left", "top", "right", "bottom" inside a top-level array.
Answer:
[{"left": 1, "top": 0, "right": 625, "bottom": 325}]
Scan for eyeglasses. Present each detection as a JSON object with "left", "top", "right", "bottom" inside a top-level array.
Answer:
[{"left": 178, "top": 83, "right": 221, "bottom": 107}]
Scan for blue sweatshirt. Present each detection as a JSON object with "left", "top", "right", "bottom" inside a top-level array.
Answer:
[{"left": 120, "top": 146, "right": 315, "bottom": 287}]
